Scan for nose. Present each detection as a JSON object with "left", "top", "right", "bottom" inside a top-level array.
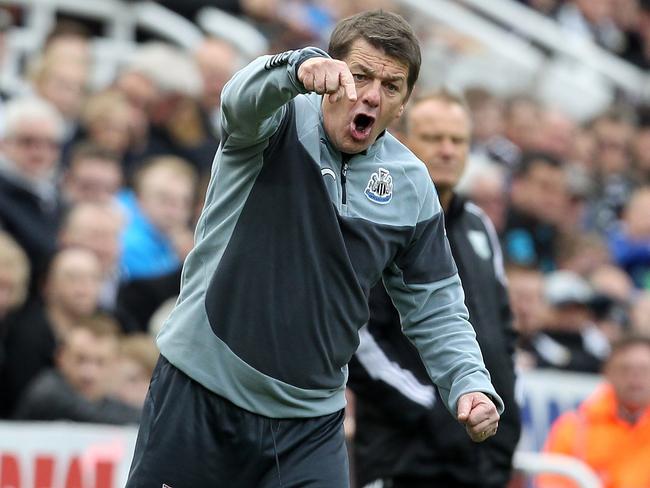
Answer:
[
  {"left": 439, "top": 138, "right": 456, "bottom": 157},
  {"left": 361, "top": 80, "right": 381, "bottom": 108}
]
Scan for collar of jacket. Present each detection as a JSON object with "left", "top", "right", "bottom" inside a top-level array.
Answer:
[{"left": 446, "top": 192, "right": 466, "bottom": 225}]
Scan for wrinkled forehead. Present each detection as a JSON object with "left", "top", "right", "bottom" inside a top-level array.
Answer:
[{"left": 344, "top": 39, "right": 408, "bottom": 78}]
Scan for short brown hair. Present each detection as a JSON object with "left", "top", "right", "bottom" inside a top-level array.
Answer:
[
  {"left": 328, "top": 10, "right": 421, "bottom": 95},
  {"left": 132, "top": 156, "right": 198, "bottom": 196},
  {"left": 68, "top": 141, "right": 121, "bottom": 169},
  {"left": 62, "top": 313, "right": 122, "bottom": 347}
]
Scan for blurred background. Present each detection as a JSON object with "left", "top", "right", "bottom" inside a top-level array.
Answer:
[{"left": 1, "top": 0, "right": 650, "bottom": 486}]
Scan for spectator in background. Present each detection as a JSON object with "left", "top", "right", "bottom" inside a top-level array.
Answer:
[
  {"left": 631, "top": 291, "right": 650, "bottom": 335},
  {"left": 588, "top": 263, "right": 635, "bottom": 342},
  {"left": 193, "top": 37, "right": 241, "bottom": 138},
  {"left": 536, "top": 107, "right": 578, "bottom": 162},
  {"left": 119, "top": 156, "right": 196, "bottom": 281},
  {"left": 607, "top": 186, "right": 650, "bottom": 288},
  {"left": 590, "top": 263, "right": 636, "bottom": 305},
  {"left": 0, "top": 9, "right": 14, "bottom": 134},
  {"left": 76, "top": 89, "right": 136, "bottom": 168},
  {"left": 457, "top": 160, "right": 509, "bottom": 233},
  {"left": 539, "top": 335, "right": 650, "bottom": 488},
  {"left": 349, "top": 90, "right": 519, "bottom": 488},
  {"left": 58, "top": 202, "right": 125, "bottom": 313},
  {"left": 464, "top": 87, "right": 505, "bottom": 154},
  {"left": 28, "top": 46, "right": 90, "bottom": 143},
  {"left": 622, "top": 0, "right": 650, "bottom": 69},
  {"left": 41, "top": 19, "right": 92, "bottom": 67},
  {"left": 114, "top": 43, "right": 215, "bottom": 175},
  {"left": 14, "top": 314, "right": 140, "bottom": 424},
  {"left": 61, "top": 143, "right": 124, "bottom": 205},
  {"left": 499, "top": 94, "right": 542, "bottom": 168},
  {"left": 584, "top": 108, "right": 636, "bottom": 234},
  {"left": 113, "top": 57, "right": 156, "bottom": 159},
  {"left": 464, "top": 87, "right": 520, "bottom": 171},
  {"left": 0, "top": 232, "right": 29, "bottom": 374},
  {"left": 632, "top": 106, "right": 650, "bottom": 185},
  {"left": 109, "top": 333, "right": 159, "bottom": 409},
  {"left": 502, "top": 151, "right": 569, "bottom": 271},
  {"left": 0, "top": 247, "right": 104, "bottom": 416},
  {"left": 556, "top": 0, "right": 625, "bottom": 53},
  {"left": 507, "top": 265, "right": 551, "bottom": 370},
  {"left": 530, "top": 270, "right": 610, "bottom": 372},
  {"left": 115, "top": 169, "right": 210, "bottom": 330},
  {"left": 0, "top": 231, "right": 30, "bottom": 321},
  {"left": 555, "top": 232, "right": 610, "bottom": 276},
  {"left": 0, "top": 96, "right": 65, "bottom": 282}
]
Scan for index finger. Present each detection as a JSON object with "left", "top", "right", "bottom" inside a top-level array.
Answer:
[{"left": 339, "top": 69, "right": 357, "bottom": 102}]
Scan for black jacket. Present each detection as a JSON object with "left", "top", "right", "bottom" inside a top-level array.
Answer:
[
  {"left": 0, "top": 300, "right": 56, "bottom": 417},
  {"left": 349, "top": 195, "right": 520, "bottom": 487},
  {"left": 0, "top": 171, "right": 63, "bottom": 286}
]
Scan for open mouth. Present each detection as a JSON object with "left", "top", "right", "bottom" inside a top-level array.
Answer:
[{"left": 351, "top": 113, "right": 375, "bottom": 140}]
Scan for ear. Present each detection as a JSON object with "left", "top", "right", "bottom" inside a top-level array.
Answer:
[{"left": 396, "top": 105, "right": 405, "bottom": 118}]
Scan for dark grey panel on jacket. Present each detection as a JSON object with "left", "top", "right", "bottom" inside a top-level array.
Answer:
[
  {"left": 395, "top": 212, "right": 456, "bottom": 284},
  {"left": 205, "top": 102, "right": 367, "bottom": 390},
  {"left": 337, "top": 216, "right": 413, "bottom": 293}
]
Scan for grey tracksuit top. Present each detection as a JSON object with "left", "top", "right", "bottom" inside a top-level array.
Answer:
[{"left": 156, "top": 47, "right": 503, "bottom": 418}]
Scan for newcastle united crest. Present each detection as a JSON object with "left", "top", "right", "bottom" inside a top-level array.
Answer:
[{"left": 364, "top": 168, "right": 393, "bottom": 204}]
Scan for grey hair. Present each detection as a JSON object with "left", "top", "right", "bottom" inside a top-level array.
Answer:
[
  {"left": 455, "top": 157, "right": 506, "bottom": 196},
  {"left": 123, "top": 42, "right": 202, "bottom": 98},
  {"left": 3, "top": 96, "right": 65, "bottom": 140}
]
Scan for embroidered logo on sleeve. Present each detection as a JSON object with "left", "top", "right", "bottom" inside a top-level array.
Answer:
[
  {"left": 364, "top": 168, "right": 393, "bottom": 204},
  {"left": 321, "top": 168, "right": 336, "bottom": 180},
  {"left": 264, "top": 51, "right": 294, "bottom": 70},
  {"left": 467, "top": 230, "right": 492, "bottom": 260}
]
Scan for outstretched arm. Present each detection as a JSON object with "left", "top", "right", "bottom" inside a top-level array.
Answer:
[{"left": 220, "top": 48, "right": 356, "bottom": 146}]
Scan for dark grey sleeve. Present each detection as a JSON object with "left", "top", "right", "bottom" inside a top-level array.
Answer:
[{"left": 383, "top": 180, "right": 504, "bottom": 415}]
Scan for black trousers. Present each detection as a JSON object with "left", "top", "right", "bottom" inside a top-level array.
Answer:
[{"left": 126, "top": 356, "right": 349, "bottom": 488}]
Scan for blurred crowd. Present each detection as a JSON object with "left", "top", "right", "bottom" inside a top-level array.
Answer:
[
  {"left": 0, "top": 0, "right": 648, "bottom": 483},
  {"left": 519, "top": 0, "right": 650, "bottom": 69}
]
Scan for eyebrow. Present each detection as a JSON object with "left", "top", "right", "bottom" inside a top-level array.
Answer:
[{"left": 353, "top": 63, "right": 406, "bottom": 84}]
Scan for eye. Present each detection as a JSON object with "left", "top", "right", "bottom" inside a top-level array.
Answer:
[
  {"left": 353, "top": 73, "right": 367, "bottom": 82},
  {"left": 386, "top": 83, "right": 399, "bottom": 92}
]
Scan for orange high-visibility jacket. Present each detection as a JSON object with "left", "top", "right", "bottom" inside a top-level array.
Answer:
[{"left": 538, "top": 384, "right": 650, "bottom": 488}]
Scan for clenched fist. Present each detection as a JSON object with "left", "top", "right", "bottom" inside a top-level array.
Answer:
[
  {"left": 297, "top": 57, "right": 357, "bottom": 103},
  {"left": 457, "top": 391, "right": 500, "bottom": 442}
]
